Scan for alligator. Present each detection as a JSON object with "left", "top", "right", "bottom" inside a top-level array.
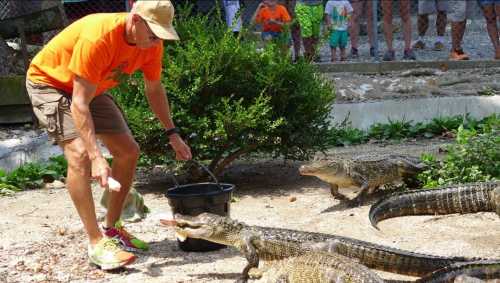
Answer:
[
  {"left": 369, "top": 181, "right": 500, "bottom": 229},
  {"left": 299, "top": 154, "right": 426, "bottom": 206},
  {"left": 253, "top": 252, "right": 384, "bottom": 283},
  {"left": 415, "top": 260, "right": 500, "bottom": 283},
  {"left": 164, "top": 213, "right": 383, "bottom": 282},
  {"left": 160, "top": 212, "right": 488, "bottom": 277}
]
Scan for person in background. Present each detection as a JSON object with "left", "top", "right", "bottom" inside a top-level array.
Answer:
[
  {"left": 349, "top": 0, "right": 375, "bottom": 58},
  {"left": 324, "top": 0, "right": 353, "bottom": 61},
  {"left": 25, "top": 0, "right": 192, "bottom": 270},
  {"left": 223, "top": 0, "right": 242, "bottom": 36},
  {"left": 381, "top": 0, "right": 416, "bottom": 61},
  {"left": 294, "top": 0, "right": 324, "bottom": 62},
  {"left": 253, "top": 0, "right": 292, "bottom": 43},
  {"left": 283, "top": 0, "right": 302, "bottom": 61},
  {"left": 478, "top": 0, "right": 500, "bottom": 59},
  {"left": 413, "top": 0, "right": 448, "bottom": 51},
  {"left": 448, "top": 0, "right": 476, "bottom": 60}
]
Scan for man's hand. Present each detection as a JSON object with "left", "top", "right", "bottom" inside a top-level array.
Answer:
[
  {"left": 169, "top": 134, "right": 192, "bottom": 160},
  {"left": 91, "top": 156, "right": 112, "bottom": 188}
]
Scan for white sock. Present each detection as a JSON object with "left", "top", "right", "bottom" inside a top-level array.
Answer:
[
  {"left": 418, "top": 36, "right": 425, "bottom": 42},
  {"left": 436, "top": 36, "right": 444, "bottom": 44}
]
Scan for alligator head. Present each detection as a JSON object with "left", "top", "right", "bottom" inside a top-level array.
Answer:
[
  {"left": 166, "top": 212, "right": 247, "bottom": 247},
  {"left": 299, "top": 159, "right": 354, "bottom": 186}
]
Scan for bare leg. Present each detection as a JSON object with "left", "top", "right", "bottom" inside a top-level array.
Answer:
[
  {"left": 350, "top": 0, "right": 362, "bottom": 50},
  {"left": 291, "top": 23, "right": 302, "bottom": 60},
  {"left": 400, "top": 0, "right": 412, "bottom": 51},
  {"left": 365, "top": 1, "right": 374, "bottom": 47},
  {"left": 451, "top": 20, "right": 467, "bottom": 51},
  {"left": 417, "top": 14, "right": 429, "bottom": 36},
  {"left": 61, "top": 138, "right": 102, "bottom": 245},
  {"left": 481, "top": 5, "right": 500, "bottom": 53},
  {"left": 303, "top": 37, "right": 314, "bottom": 61},
  {"left": 340, "top": 47, "right": 346, "bottom": 60},
  {"left": 97, "top": 132, "right": 140, "bottom": 228},
  {"left": 331, "top": 48, "right": 337, "bottom": 61},
  {"left": 381, "top": 0, "right": 394, "bottom": 52},
  {"left": 436, "top": 11, "right": 447, "bottom": 36}
]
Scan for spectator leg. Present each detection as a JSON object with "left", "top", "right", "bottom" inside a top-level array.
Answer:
[
  {"left": 365, "top": 1, "right": 375, "bottom": 47},
  {"left": 399, "top": 0, "right": 412, "bottom": 51},
  {"left": 480, "top": 4, "right": 499, "bottom": 53},
  {"left": 381, "top": 0, "right": 394, "bottom": 52},
  {"left": 451, "top": 20, "right": 467, "bottom": 51},
  {"left": 436, "top": 10, "right": 447, "bottom": 36},
  {"left": 417, "top": 14, "right": 429, "bottom": 37},
  {"left": 350, "top": 0, "right": 362, "bottom": 50},
  {"left": 291, "top": 23, "right": 302, "bottom": 60}
]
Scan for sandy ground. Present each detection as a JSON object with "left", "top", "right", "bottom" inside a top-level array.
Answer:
[{"left": 1, "top": 139, "right": 499, "bottom": 283}]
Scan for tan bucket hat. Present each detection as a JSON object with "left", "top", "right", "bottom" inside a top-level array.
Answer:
[{"left": 133, "top": 0, "right": 179, "bottom": 40}]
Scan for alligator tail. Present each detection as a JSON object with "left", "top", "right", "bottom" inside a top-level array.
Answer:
[
  {"left": 369, "top": 181, "right": 498, "bottom": 229},
  {"left": 332, "top": 239, "right": 485, "bottom": 277},
  {"left": 416, "top": 260, "right": 500, "bottom": 283}
]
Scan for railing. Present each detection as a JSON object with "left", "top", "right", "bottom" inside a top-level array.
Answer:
[{"left": 1, "top": 0, "right": 497, "bottom": 62}]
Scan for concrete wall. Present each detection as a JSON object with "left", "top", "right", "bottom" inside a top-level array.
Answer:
[{"left": 330, "top": 95, "right": 500, "bottom": 130}]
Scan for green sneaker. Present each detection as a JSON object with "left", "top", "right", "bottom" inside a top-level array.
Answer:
[
  {"left": 88, "top": 237, "right": 136, "bottom": 270},
  {"left": 104, "top": 220, "right": 149, "bottom": 251}
]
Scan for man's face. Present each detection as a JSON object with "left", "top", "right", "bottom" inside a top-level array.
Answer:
[{"left": 134, "top": 17, "right": 162, "bottom": 49}]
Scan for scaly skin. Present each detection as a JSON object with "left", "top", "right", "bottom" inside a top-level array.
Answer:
[
  {"left": 168, "top": 213, "right": 488, "bottom": 278},
  {"left": 369, "top": 181, "right": 500, "bottom": 229},
  {"left": 415, "top": 260, "right": 500, "bottom": 283},
  {"left": 299, "top": 154, "right": 426, "bottom": 206},
  {"left": 254, "top": 252, "right": 384, "bottom": 283},
  {"left": 171, "top": 213, "right": 382, "bottom": 282}
]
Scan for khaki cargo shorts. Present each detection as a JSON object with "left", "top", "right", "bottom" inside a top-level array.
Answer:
[{"left": 26, "top": 79, "right": 130, "bottom": 144}]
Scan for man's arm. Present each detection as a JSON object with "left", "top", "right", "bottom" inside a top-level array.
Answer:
[
  {"left": 71, "top": 75, "right": 111, "bottom": 187},
  {"left": 144, "top": 78, "right": 192, "bottom": 160}
]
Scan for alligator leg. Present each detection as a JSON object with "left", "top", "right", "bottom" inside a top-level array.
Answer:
[
  {"left": 239, "top": 234, "right": 260, "bottom": 282},
  {"left": 329, "top": 183, "right": 351, "bottom": 201}
]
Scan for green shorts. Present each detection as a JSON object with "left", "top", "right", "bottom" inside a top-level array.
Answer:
[
  {"left": 26, "top": 79, "right": 130, "bottom": 144},
  {"left": 295, "top": 3, "right": 324, "bottom": 38},
  {"left": 329, "top": 30, "right": 348, "bottom": 49}
]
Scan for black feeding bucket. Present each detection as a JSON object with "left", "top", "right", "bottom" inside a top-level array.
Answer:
[{"left": 166, "top": 161, "right": 234, "bottom": 252}]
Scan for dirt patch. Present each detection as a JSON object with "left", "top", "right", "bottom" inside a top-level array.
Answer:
[{"left": 1, "top": 139, "right": 499, "bottom": 283}]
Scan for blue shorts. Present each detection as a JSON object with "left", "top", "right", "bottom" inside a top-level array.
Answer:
[
  {"left": 478, "top": 0, "right": 500, "bottom": 6},
  {"left": 329, "top": 30, "right": 348, "bottom": 49}
]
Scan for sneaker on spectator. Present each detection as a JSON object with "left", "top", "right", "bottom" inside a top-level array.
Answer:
[
  {"left": 350, "top": 47, "right": 359, "bottom": 59},
  {"left": 403, "top": 49, "right": 416, "bottom": 60},
  {"left": 449, "top": 48, "right": 469, "bottom": 60},
  {"left": 413, "top": 40, "right": 425, "bottom": 50},
  {"left": 88, "top": 238, "right": 136, "bottom": 270},
  {"left": 369, "top": 47, "right": 376, "bottom": 57},
  {"left": 104, "top": 220, "right": 149, "bottom": 252},
  {"left": 383, "top": 50, "right": 395, "bottom": 61},
  {"left": 433, "top": 42, "right": 445, "bottom": 51}
]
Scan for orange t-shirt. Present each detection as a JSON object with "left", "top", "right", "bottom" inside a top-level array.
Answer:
[
  {"left": 27, "top": 13, "right": 163, "bottom": 96},
  {"left": 255, "top": 5, "right": 292, "bottom": 33}
]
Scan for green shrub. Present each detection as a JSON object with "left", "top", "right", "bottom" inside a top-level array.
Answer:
[
  {"left": 0, "top": 156, "right": 68, "bottom": 195},
  {"left": 418, "top": 124, "right": 499, "bottom": 188},
  {"left": 113, "top": 6, "right": 335, "bottom": 176}
]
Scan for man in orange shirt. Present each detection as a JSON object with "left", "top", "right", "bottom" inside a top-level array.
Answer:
[
  {"left": 26, "top": 0, "right": 192, "bottom": 270},
  {"left": 253, "top": 0, "right": 292, "bottom": 42}
]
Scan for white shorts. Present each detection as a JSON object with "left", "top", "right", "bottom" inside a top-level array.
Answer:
[
  {"left": 223, "top": 0, "right": 242, "bottom": 32},
  {"left": 418, "top": 0, "right": 448, "bottom": 15},
  {"left": 448, "top": 0, "right": 477, "bottom": 22}
]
